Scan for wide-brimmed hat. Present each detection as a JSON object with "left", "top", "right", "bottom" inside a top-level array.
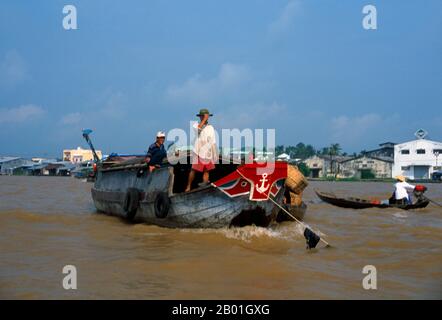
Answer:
[
  {"left": 395, "top": 175, "right": 406, "bottom": 182},
  {"left": 196, "top": 108, "right": 213, "bottom": 117}
]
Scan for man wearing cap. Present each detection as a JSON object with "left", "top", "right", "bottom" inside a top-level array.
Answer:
[
  {"left": 393, "top": 175, "right": 415, "bottom": 204},
  {"left": 185, "top": 108, "right": 218, "bottom": 192},
  {"left": 145, "top": 131, "right": 167, "bottom": 172}
]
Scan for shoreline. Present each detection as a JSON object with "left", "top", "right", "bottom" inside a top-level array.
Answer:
[{"left": 307, "top": 178, "right": 442, "bottom": 183}]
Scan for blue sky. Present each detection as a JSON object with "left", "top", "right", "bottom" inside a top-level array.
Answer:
[{"left": 0, "top": 0, "right": 441, "bottom": 157}]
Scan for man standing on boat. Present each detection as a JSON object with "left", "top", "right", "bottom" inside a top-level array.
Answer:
[
  {"left": 393, "top": 175, "right": 415, "bottom": 204},
  {"left": 185, "top": 108, "right": 218, "bottom": 192},
  {"left": 145, "top": 131, "right": 167, "bottom": 172}
]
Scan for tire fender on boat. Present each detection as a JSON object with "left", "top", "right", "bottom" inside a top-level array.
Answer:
[
  {"left": 123, "top": 188, "right": 140, "bottom": 220},
  {"left": 154, "top": 192, "right": 170, "bottom": 219}
]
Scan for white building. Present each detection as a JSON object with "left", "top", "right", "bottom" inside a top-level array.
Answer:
[
  {"left": 276, "top": 153, "right": 290, "bottom": 161},
  {"left": 392, "top": 134, "right": 442, "bottom": 180}
]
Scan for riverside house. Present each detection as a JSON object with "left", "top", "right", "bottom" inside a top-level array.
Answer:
[
  {"left": 304, "top": 155, "right": 351, "bottom": 178},
  {"left": 338, "top": 155, "right": 393, "bottom": 179}
]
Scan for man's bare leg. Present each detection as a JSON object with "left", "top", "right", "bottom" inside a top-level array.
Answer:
[
  {"left": 202, "top": 170, "right": 209, "bottom": 184},
  {"left": 185, "top": 169, "right": 196, "bottom": 192}
]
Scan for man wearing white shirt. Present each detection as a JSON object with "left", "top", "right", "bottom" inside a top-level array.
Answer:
[
  {"left": 185, "top": 108, "right": 218, "bottom": 192},
  {"left": 394, "top": 175, "right": 415, "bottom": 204}
]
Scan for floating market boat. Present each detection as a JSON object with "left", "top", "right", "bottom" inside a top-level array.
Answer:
[
  {"left": 91, "top": 154, "right": 291, "bottom": 228},
  {"left": 82, "top": 130, "right": 299, "bottom": 228},
  {"left": 315, "top": 189, "right": 429, "bottom": 210}
]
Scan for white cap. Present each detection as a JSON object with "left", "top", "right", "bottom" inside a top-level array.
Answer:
[{"left": 156, "top": 131, "right": 166, "bottom": 138}]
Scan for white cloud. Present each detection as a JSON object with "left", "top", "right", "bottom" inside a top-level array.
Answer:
[
  {"left": 215, "top": 101, "right": 287, "bottom": 129},
  {"left": 331, "top": 113, "right": 381, "bottom": 138},
  {"left": 268, "top": 0, "right": 300, "bottom": 36},
  {"left": 57, "top": 90, "right": 128, "bottom": 128},
  {"left": 329, "top": 113, "right": 399, "bottom": 148},
  {"left": 165, "top": 63, "right": 251, "bottom": 103},
  {"left": 99, "top": 91, "right": 127, "bottom": 119},
  {"left": 0, "top": 104, "right": 45, "bottom": 123},
  {"left": 0, "top": 50, "right": 29, "bottom": 87}
]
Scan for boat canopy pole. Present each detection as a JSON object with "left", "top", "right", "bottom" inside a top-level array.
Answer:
[{"left": 82, "top": 129, "right": 101, "bottom": 163}]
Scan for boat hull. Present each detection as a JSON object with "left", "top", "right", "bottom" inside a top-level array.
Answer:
[
  {"left": 91, "top": 164, "right": 284, "bottom": 228},
  {"left": 315, "top": 190, "right": 429, "bottom": 210}
]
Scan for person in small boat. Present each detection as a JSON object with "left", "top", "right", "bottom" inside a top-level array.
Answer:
[
  {"left": 185, "top": 108, "right": 218, "bottom": 192},
  {"left": 145, "top": 131, "right": 167, "bottom": 172},
  {"left": 392, "top": 175, "right": 415, "bottom": 205}
]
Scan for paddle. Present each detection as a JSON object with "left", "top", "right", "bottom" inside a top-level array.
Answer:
[
  {"left": 422, "top": 196, "right": 442, "bottom": 207},
  {"left": 268, "top": 197, "right": 331, "bottom": 250}
]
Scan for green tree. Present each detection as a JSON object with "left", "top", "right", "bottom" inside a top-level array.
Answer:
[
  {"left": 275, "top": 145, "right": 284, "bottom": 156},
  {"left": 329, "top": 143, "right": 342, "bottom": 156},
  {"left": 297, "top": 162, "right": 311, "bottom": 177},
  {"left": 304, "top": 144, "right": 316, "bottom": 158},
  {"left": 319, "top": 147, "right": 330, "bottom": 155}
]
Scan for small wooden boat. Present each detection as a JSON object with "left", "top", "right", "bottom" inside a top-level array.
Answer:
[{"left": 315, "top": 190, "right": 429, "bottom": 210}]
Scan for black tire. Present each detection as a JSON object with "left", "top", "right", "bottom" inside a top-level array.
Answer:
[
  {"left": 123, "top": 188, "right": 140, "bottom": 221},
  {"left": 136, "top": 168, "right": 146, "bottom": 177},
  {"left": 154, "top": 192, "right": 170, "bottom": 219}
]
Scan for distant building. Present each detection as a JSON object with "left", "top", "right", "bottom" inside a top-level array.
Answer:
[
  {"left": 0, "top": 156, "right": 77, "bottom": 176},
  {"left": 364, "top": 142, "right": 396, "bottom": 158},
  {"left": 25, "top": 161, "right": 76, "bottom": 176},
  {"left": 392, "top": 132, "right": 442, "bottom": 180},
  {"left": 31, "top": 157, "right": 52, "bottom": 163},
  {"left": 276, "top": 153, "right": 290, "bottom": 161},
  {"left": 304, "top": 155, "right": 351, "bottom": 178},
  {"left": 63, "top": 147, "right": 102, "bottom": 164},
  {"left": 339, "top": 155, "right": 393, "bottom": 179},
  {"left": 0, "top": 157, "right": 34, "bottom": 175}
]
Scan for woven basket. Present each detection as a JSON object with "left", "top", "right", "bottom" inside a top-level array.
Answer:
[
  {"left": 289, "top": 191, "right": 303, "bottom": 206},
  {"left": 285, "top": 164, "right": 308, "bottom": 194}
]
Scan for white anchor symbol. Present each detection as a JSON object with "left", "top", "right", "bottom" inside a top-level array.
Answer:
[{"left": 256, "top": 173, "right": 270, "bottom": 194}]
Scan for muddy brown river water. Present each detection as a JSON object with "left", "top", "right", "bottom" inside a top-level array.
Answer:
[{"left": 0, "top": 176, "right": 441, "bottom": 299}]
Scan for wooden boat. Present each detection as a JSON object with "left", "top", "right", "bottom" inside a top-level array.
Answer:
[
  {"left": 315, "top": 190, "right": 429, "bottom": 210},
  {"left": 90, "top": 149, "right": 289, "bottom": 228}
]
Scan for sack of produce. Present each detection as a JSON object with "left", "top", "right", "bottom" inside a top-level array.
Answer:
[{"left": 285, "top": 164, "right": 308, "bottom": 194}]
